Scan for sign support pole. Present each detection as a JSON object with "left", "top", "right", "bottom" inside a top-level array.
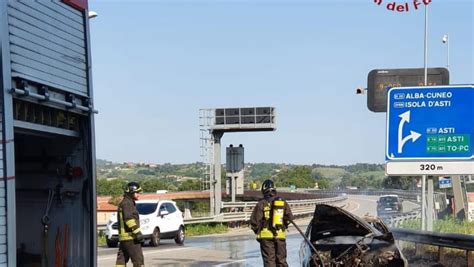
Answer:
[
  {"left": 427, "top": 177, "right": 434, "bottom": 231},
  {"left": 452, "top": 175, "right": 467, "bottom": 219},
  {"left": 211, "top": 131, "right": 224, "bottom": 216},
  {"left": 230, "top": 173, "right": 236, "bottom": 203},
  {"left": 422, "top": 175, "right": 426, "bottom": 230}
]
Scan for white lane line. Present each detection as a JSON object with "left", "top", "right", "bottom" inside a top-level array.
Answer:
[
  {"left": 349, "top": 201, "right": 360, "bottom": 213},
  {"left": 348, "top": 196, "right": 377, "bottom": 202},
  {"left": 214, "top": 259, "right": 246, "bottom": 266},
  {"left": 98, "top": 246, "right": 191, "bottom": 261}
]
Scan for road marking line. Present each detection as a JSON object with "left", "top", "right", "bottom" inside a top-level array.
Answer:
[
  {"left": 214, "top": 259, "right": 246, "bottom": 266},
  {"left": 349, "top": 201, "right": 360, "bottom": 213},
  {"left": 98, "top": 247, "right": 191, "bottom": 261},
  {"left": 349, "top": 196, "right": 377, "bottom": 202}
]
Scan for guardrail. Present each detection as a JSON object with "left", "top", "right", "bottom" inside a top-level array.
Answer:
[
  {"left": 376, "top": 207, "right": 473, "bottom": 266},
  {"left": 184, "top": 195, "right": 348, "bottom": 225},
  {"left": 183, "top": 214, "right": 223, "bottom": 224},
  {"left": 391, "top": 228, "right": 474, "bottom": 266},
  {"left": 98, "top": 189, "right": 446, "bottom": 229},
  {"left": 306, "top": 189, "right": 446, "bottom": 203},
  {"left": 383, "top": 208, "right": 422, "bottom": 227},
  {"left": 306, "top": 189, "right": 422, "bottom": 201},
  {"left": 97, "top": 195, "right": 348, "bottom": 229}
]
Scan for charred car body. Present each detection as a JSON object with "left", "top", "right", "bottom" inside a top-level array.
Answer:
[{"left": 300, "top": 204, "right": 407, "bottom": 267}]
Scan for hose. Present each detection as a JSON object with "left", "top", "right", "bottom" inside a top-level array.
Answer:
[
  {"left": 289, "top": 219, "right": 325, "bottom": 267},
  {"left": 42, "top": 189, "right": 54, "bottom": 267},
  {"left": 63, "top": 224, "right": 69, "bottom": 267},
  {"left": 55, "top": 227, "right": 62, "bottom": 267}
]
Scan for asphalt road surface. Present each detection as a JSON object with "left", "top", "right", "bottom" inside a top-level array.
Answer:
[{"left": 98, "top": 195, "right": 419, "bottom": 266}]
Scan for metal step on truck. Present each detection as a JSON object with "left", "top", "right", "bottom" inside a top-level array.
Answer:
[{"left": 0, "top": 0, "right": 97, "bottom": 266}]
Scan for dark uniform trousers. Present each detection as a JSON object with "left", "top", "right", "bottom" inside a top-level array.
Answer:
[
  {"left": 116, "top": 240, "right": 144, "bottom": 267},
  {"left": 259, "top": 239, "right": 288, "bottom": 267}
]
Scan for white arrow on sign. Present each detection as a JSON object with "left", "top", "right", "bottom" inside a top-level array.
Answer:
[{"left": 397, "top": 110, "right": 422, "bottom": 153}]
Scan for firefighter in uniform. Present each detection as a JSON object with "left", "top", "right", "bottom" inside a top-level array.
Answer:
[
  {"left": 250, "top": 179, "right": 294, "bottom": 267},
  {"left": 115, "top": 182, "right": 145, "bottom": 267}
]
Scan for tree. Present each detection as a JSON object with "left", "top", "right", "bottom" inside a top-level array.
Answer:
[
  {"left": 274, "top": 166, "right": 314, "bottom": 188},
  {"left": 382, "top": 176, "right": 416, "bottom": 190},
  {"left": 311, "top": 169, "right": 323, "bottom": 180},
  {"left": 249, "top": 163, "right": 280, "bottom": 178},
  {"left": 141, "top": 179, "right": 170, "bottom": 193},
  {"left": 137, "top": 169, "right": 156, "bottom": 176},
  {"left": 178, "top": 179, "right": 201, "bottom": 191},
  {"left": 97, "top": 178, "right": 126, "bottom": 196},
  {"left": 339, "top": 173, "right": 353, "bottom": 188},
  {"left": 316, "top": 178, "right": 331, "bottom": 189}
]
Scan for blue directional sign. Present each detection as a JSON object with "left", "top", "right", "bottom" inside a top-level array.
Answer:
[
  {"left": 438, "top": 177, "right": 452, "bottom": 189},
  {"left": 386, "top": 85, "right": 474, "bottom": 161}
]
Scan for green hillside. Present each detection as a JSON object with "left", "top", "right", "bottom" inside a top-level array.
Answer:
[{"left": 96, "top": 160, "right": 413, "bottom": 196}]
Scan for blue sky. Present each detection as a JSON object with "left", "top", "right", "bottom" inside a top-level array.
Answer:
[{"left": 88, "top": 0, "right": 473, "bottom": 165}]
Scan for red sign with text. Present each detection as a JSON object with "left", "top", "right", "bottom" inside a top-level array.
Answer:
[
  {"left": 62, "top": 0, "right": 88, "bottom": 12},
  {"left": 373, "top": 0, "right": 431, "bottom": 12}
]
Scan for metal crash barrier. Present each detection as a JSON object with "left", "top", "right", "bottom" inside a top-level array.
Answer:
[
  {"left": 391, "top": 228, "right": 474, "bottom": 266},
  {"left": 184, "top": 195, "right": 348, "bottom": 224}
]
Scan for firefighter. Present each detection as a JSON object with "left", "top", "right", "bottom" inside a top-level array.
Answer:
[
  {"left": 115, "top": 182, "right": 145, "bottom": 267},
  {"left": 250, "top": 179, "right": 294, "bottom": 267}
]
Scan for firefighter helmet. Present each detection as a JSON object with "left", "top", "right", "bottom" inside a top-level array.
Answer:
[
  {"left": 124, "top": 182, "right": 143, "bottom": 194},
  {"left": 261, "top": 179, "right": 276, "bottom": 194}
]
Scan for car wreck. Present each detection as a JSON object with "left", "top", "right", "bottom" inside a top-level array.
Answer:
[{"left": 299, "top": 204, "right": 408, "bottom": 267}]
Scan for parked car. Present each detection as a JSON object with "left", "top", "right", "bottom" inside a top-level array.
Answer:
[
  {"left": 377, "top": 195, "right": 403, "bottom": 216},
  {"left": 300, "top": 204, "right": 407, "bottom": 267},
  {"left": 104, "top": 200, "right": 185, "bottom": 247}
]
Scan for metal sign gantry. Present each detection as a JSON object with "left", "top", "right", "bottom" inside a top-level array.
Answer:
[{"left": 200, "top": 107, "right": 276, "bottom": 215}]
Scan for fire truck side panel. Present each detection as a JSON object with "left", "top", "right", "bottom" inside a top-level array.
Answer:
[{"left": 0, "top": 0, "right": 96, "bottom": 266}]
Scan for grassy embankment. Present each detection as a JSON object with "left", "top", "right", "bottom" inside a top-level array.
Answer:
[
  {"left": 398, "top": 216, "right": 474, "bottom": 261},
  {"left": 399, "top": 216, "right": 474, "bottom": 234}
]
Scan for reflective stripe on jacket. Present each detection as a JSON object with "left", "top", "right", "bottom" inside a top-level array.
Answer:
[
  {"left": 251, "top": 197, "right": 292, "bottom": 240},
  {"left": 257, "top": 228, "right": 286, "bottom": 239},
  {"left": 117, "top": 194, "right": 141, "bottom": 241}
]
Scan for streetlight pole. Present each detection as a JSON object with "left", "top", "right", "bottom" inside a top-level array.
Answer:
[
  {"left": 424, "top": 4, "right": 428, "bottom": 85},
  {"left": 422, "top": 3, "right": 429, "bottom": 231},
  {"left": 417, "top": 0, "right": 439, "bottom": 233},
  {"left": 442, "top": 34, "right": 450, "bottom": 71}
]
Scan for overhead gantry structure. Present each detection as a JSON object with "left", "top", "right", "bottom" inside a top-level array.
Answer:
[{"left": 200, "top": 107, "right": 276, "bottom": 215}]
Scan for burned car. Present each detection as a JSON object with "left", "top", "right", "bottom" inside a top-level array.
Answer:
[{"left": 299, "top": 204, "right": 407, "bottom": 267}]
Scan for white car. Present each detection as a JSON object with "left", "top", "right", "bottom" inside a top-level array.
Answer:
[{"left": 104, "top": 200, "right": 185, "bottom": 247}]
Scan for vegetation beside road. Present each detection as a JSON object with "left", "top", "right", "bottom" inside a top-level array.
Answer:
[
  {"left": 398, "top": 216, "right": 474, "bottom": 266},
  {"left": 185, "top": 223, "right": 229, "bottom": 236},
  {"left": 98, "top": 230, "right": 107, "bottom": 246},
  {"left": 399, "top": 216, "right": 474, "bottom": 234}
]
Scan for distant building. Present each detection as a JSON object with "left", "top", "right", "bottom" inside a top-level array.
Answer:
[
  {"left": 97, "top": 196, "right": 118, "bottom": 225},
  {"left": 122, "top": 162, "right": 136, "bottom": 168}
]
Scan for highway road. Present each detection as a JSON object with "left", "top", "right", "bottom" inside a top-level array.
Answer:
[{"left": 98, "top": 195, "right": 419, "bottom": 266}]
